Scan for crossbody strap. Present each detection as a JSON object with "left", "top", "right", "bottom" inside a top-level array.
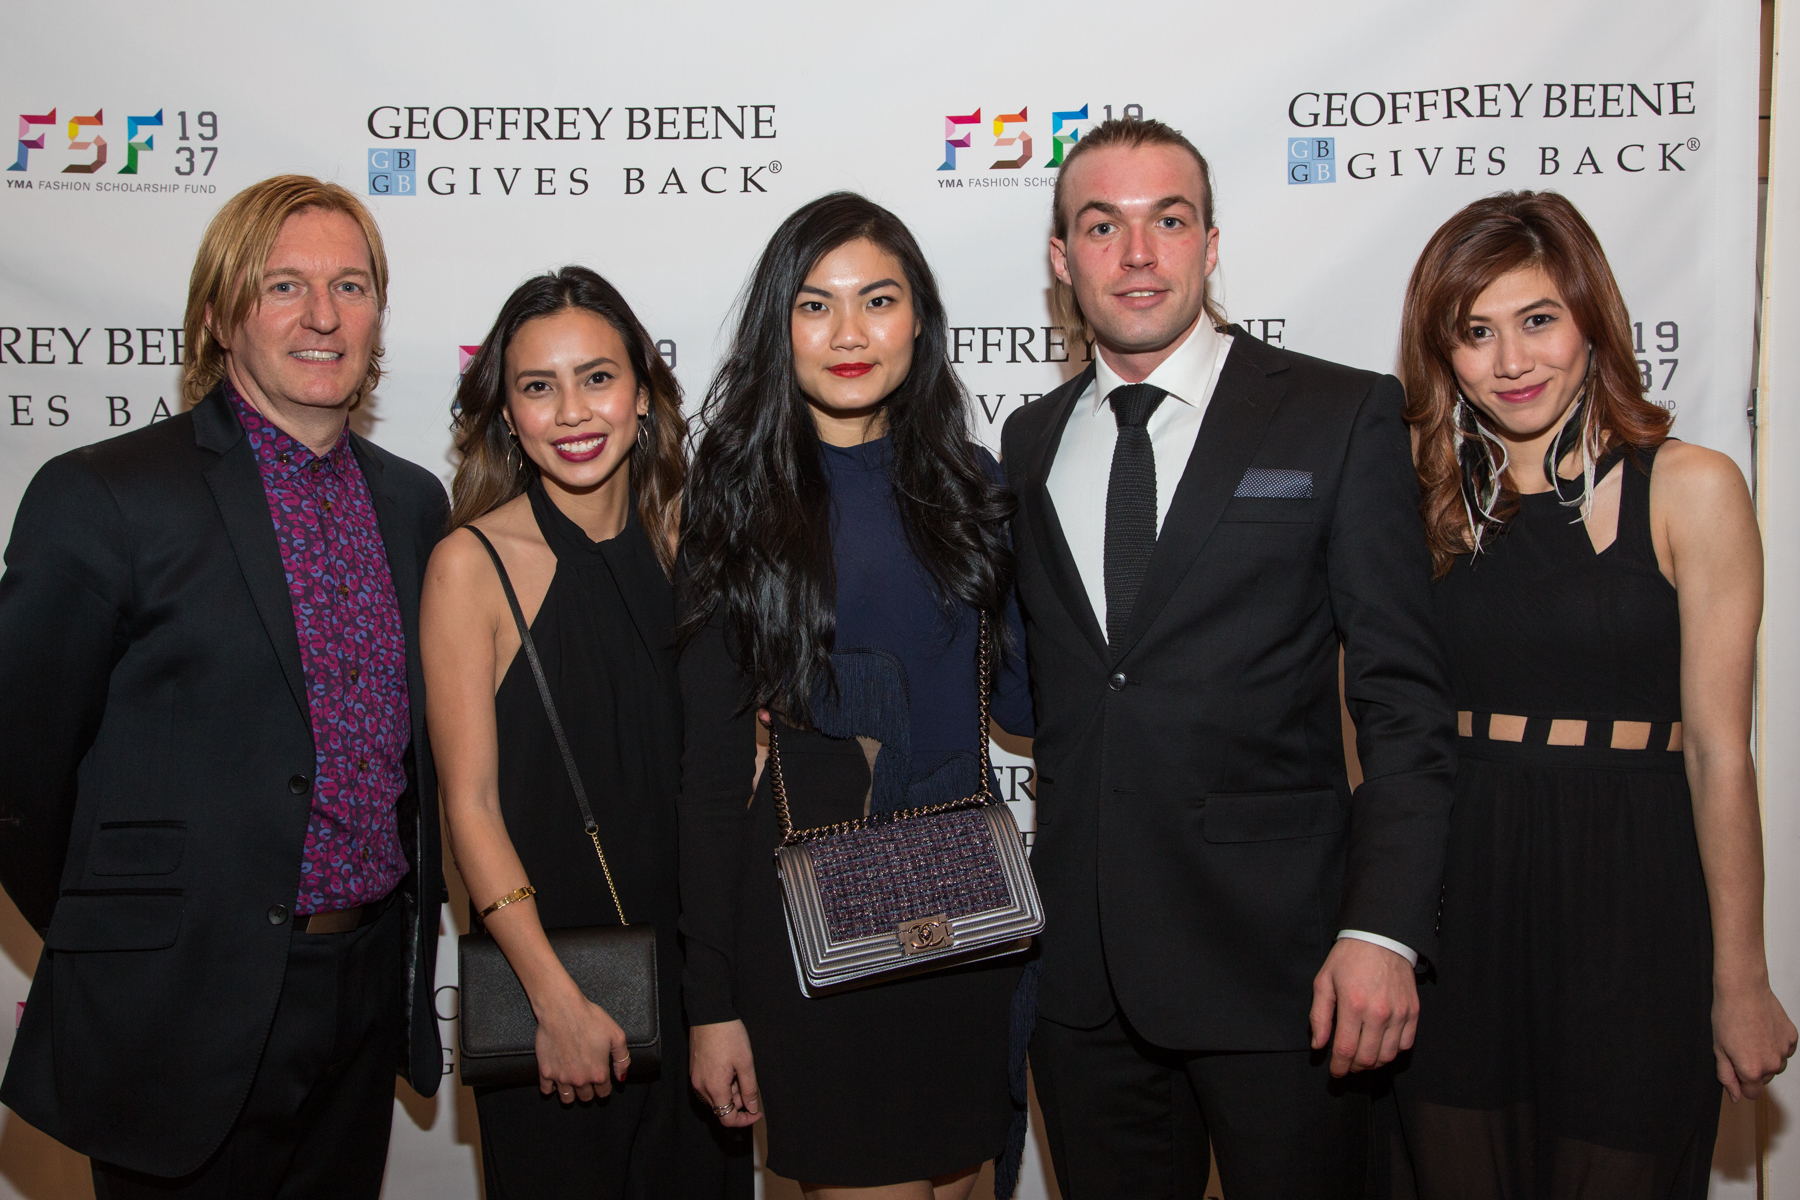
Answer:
[{"left": 466, "top": 525, "right": 629, "bottom": 926}]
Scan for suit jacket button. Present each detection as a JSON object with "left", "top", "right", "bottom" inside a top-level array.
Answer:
[
  {"left": 288, "top": 775, "right": 311, "bottom": 795},
  {"left": 1108, "top": 672, "right": 1127, "bottom": 691},
  {"left": 267, "top": 904, "right": 289, "bottom": 925}
]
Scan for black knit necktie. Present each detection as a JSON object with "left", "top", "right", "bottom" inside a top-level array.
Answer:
[{"left": 1104, "top": 383, "right": 1168, "bottom": 647}]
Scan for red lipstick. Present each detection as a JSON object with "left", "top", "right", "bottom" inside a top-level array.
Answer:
[
  {"left": 1493, "top": 382, "right": 1548, "bottom": 404},
  {"left": 551, "top": 433, "right": 607, "bottom": 463},
  {"left": 827, "top": 362, "right": 874, "bottom": 378}
]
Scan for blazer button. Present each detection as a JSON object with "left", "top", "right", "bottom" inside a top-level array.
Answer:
[
  {"left": 1108, "top": 671, "right": 1127, "bottom": 691},
  {"left": 267, "top": 904, "right": 289, "bottom": 925},
  {"left": 288, "top": 775, "right": 311, "bottom": 795}
]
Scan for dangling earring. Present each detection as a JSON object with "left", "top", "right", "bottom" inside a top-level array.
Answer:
[
  {"left": 504, "top": 423, "right": 522, "bottom": 472},
  {"left": 1453, "top": 384, "right": 1510, "bottom": 555},
  {"left": 635, "top": 413, "right": 651, "bottom": 452}
]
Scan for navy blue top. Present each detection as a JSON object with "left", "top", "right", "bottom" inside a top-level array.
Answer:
[{"left": 815, "top": 436, "right": 1031, "bottom": 813}]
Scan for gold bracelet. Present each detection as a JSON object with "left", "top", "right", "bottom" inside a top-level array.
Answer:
[{"left": 480, "top": 884, "right": 536, "bottom": 918}]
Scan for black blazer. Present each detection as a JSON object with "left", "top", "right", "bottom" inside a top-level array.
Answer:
[
  {"left": 0, "top": 385, "right": 449, "bottom": 1175},
  {"left": 1001, "top": 328, "right": 1456, "bottom": 1051}
]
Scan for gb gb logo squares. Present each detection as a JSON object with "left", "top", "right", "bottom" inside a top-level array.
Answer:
[
  {"left": 367, "top": 148, "right": 416, "bottom": 196},
  {"left": 1288, "top": 137, "right": 1335, "bottom": 184}
]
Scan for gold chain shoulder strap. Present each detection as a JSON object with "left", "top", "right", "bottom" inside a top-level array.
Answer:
[{"left": 770, "top": 611, "right": 995, "bottom": 847}]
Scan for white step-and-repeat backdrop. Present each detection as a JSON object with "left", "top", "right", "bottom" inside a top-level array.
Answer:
[{"left": 0, "top": 2, "right": 1766, "bottom": 1196}]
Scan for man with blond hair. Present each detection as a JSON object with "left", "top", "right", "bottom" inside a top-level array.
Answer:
[{"left": 0, "top": 175, "right": 448, "bottom": 1198}]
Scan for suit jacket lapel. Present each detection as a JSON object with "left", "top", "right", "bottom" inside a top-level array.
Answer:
[
  {"left": 1023, "top": 364, "right": 1109, "bottom": 664},
  {"left": 195, "top": 390, "right": 311, "bottom": 727},
  {"left": 1114, "top": 331, "right": 1289, "bottom": 660}
]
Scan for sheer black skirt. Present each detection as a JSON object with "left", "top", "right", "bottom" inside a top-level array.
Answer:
[{"left": 1393, "top": 749, "right": 1721, "bottom": 1200}]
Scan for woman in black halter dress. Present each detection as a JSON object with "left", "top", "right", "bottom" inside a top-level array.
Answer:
[
  {"left": 423, "top": 268, "right": 748, "bottom": 1199},
  {"left": 1390, "top": 192, "right": 1794, "bottom": 1198}
]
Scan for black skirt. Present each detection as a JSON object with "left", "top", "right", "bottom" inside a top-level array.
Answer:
[{"left": 1395, "top": 747, "right": 1721, "bottom": 1199}]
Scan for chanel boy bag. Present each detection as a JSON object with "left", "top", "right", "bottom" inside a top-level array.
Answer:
[{"left": 771, "top": 614, "right": 1044, "bottom": 996}]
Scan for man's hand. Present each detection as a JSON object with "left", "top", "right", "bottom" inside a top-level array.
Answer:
[{"left": 1309, "top": 937, "right": 1418, "bottom": 1077}]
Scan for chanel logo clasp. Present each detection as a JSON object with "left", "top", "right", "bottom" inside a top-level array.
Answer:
[{"left": 897, "top": 914, "right": 954, "bottom": 956}]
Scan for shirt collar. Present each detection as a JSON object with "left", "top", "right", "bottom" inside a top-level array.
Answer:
[
  {"left": 1091, "top": 318, "right": 1230, "bottom": 413},
  {"left": 226, "top": 381, "right": 352, "bottom": 481}
]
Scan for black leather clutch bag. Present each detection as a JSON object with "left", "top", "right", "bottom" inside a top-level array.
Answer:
[
  {"left": 456, "top": 526, "right": 662, "bottom": 1089},
  {"left": 457, "top": 925, "right": 661, "bottom": 1087}
]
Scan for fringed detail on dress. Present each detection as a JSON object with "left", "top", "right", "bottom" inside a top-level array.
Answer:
[
  {"left": 810, "top": 648, "right": 912, "bottom": 813},
  {"left": 906, "top": 749, "right": 983, "bottom": 810}
]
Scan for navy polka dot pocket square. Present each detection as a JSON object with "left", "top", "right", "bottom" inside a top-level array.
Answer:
[{"left": 1233, "top": 468, "right": 1313, "bottom": 499}]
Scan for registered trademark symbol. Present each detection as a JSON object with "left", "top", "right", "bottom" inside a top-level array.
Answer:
[
  {"left": 769, "top": 160, "right": 783, "bottom": 174},
  {"left": 1688, "top": 138, "right": 1701, "bottom": 152}
]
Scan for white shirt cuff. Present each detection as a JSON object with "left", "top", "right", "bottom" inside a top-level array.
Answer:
[{"left": 1336, "top": 929, "right": 1418, "bottom": 968}]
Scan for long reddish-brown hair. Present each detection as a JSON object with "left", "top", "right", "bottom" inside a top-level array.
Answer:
[{"left": 1400, "top": 191, "right": 1669, "bottom": 577}]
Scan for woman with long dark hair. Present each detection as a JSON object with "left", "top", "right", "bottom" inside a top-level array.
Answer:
[
  {"left": 421, "top": 267, "right": 748, "bottom": 1198},
  {"left": 678, "top": 193, "right": 1033, "bottom": 1198},
  {"left": 1393, "top": 192, "right": 1794, "bottom": 1197}
]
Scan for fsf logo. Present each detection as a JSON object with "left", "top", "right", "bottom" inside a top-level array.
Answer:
[
  {"left": 1288, "top": 137, "right": 1336, "bottom": 184},
  {"left": 938, "top": 105, "right": 1104, "bottom": 171},
  {"left": 368, "top": 148, "right": 416, "bottom": 195},
  {"left": 8, "top": 108, "right": 218, "bottom": 175}
]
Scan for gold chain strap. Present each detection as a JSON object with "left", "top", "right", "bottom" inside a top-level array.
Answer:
[
  {"left": 771, "top": 612, "right": 996, "bottom": 848},
  {"left": 587, "top": 829, "right": 630, "bottom": 927}
]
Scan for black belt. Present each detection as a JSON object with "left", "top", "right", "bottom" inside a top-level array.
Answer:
[{"left": 297, "top": 886, "right": 398, "bottom": 934}]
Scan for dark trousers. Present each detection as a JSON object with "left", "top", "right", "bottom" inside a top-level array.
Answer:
[
  {"left": 1031, "top": 1009, "right": 1371, "bottom": 1200},
  {"left": 92, "top": 899, "right": 406, "bottom": 1200}
]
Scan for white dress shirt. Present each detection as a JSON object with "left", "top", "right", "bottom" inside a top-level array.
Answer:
[{"left": 1042, "top": 320, "right": 1417, "bottom": 968}]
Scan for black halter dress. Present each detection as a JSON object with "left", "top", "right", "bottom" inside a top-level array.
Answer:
[
  {"left": 474, "top": 481, "right": 750, "bottom": 1200},
  {"left": 1395, "top": 448, "right": 1721, "bottom": 1200}
]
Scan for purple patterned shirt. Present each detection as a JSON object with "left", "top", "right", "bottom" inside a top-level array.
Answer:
[{"left": 229, "top": 386, "right": 412, "bottom": 914}]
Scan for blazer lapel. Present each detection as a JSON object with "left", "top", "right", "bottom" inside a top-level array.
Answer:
[
  {"left": 1023, "top": 365, "right": 1109, "bottom": 664},
  {"left": 1113, "top": 331, "right": 1289, "bottom": 661},
  {"left": 195, "top": 390, "right": 311, "bottom": 727}
]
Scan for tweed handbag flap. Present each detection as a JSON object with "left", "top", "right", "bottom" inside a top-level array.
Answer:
[
  {"left": 455, "top": 527, "right": 662, "bottom": 1088},
  {"left": 771, "top": 614, "right": 1044, "bottom": 996}
]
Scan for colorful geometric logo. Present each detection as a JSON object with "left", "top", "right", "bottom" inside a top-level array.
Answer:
[
  {"left": 459, "top": 345, "right": 482, "bottom": 374},
  {"left": 63, "top": 110, "right": 105, "bottom": 174},
  {"left": 9, "top": 107, "right": 171, "bottom": 173},
  {"left": 121, "top": 110, "right": 162, "bottom": 174},
  {"left": 1046, "top": 106, "right": 1087, "bottom": 167},
  {"left": 9, "top": 109, "right": 55, "bottom": 172},
  {"left": 938, "top": 105, "right": 1092, "bottom": 171}
]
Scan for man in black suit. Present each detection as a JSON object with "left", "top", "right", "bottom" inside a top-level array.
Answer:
[
  {"left": 0, "top": 176, "right": 448, "bottom": 1198},
  {"left": 1005, "top": 119, "right": 1456, "bottom": 1196}
]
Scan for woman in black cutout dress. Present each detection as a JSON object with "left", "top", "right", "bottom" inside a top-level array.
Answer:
[
  {"left": 678, "top": 194, "right": 1033, "bottom": 1197},
  {"left": 1390, "top": 192, "right": 1794, "bottom": 1199},
  {"left": 422, "top": 268, "right": 749, "bottom": 1200}
]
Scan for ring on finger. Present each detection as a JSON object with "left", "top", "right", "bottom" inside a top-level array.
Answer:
[{"left": 712, "top": 1102, "right": 735, "bottom": 1117}]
